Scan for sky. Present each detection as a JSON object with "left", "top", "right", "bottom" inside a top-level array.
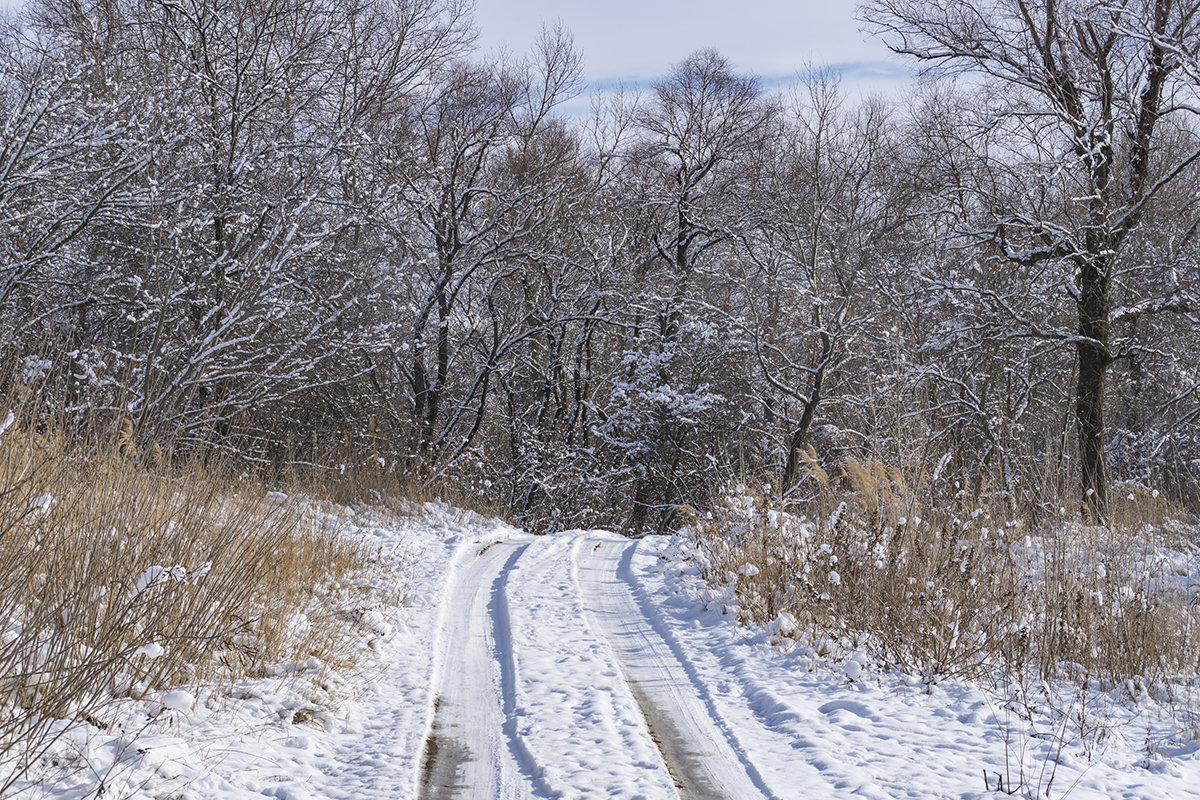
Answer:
[
  {"left": 0, "top": 0, "right": 914, "bottom": 99},
  {"left": 473, "top": 0, "right": 912, "bottom": 99}
]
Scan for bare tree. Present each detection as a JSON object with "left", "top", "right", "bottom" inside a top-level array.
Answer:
[
  {"left": 374, "top": 29, "right": 586, "bottom": 478},
  {"left": 0, "top": 20, "right": 154, "bottom": 363},
  {"left": 603, "top": 50, "right": 773, "bottom": 533},
  {"left": 861, "top": 0, "right": 1200, "bottom": 519},
  {"left": 736, "top": 75, "right": 912, "bottom": 492},
  {"left": 4, "top": 0, "right": 471, "bottom": 454}
]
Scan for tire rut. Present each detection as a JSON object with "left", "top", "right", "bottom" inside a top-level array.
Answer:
[
  {"left": 417, "top": 541, "right": 533, "bottom": 800},
  {"left": 417, "top": 696, "right": 473, "bottom": 800},
  {"left": 625, "top": 677, "right": 722, "bottom": 800},
  {"left": 575, "top": 537, "right": 779, "bottom": 800}
]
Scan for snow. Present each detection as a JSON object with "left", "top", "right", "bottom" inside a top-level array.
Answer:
[
  {"left": 10, "top": 504, "right": 1200, "bottom": 799},
  {"left": 129, "top": 564, "right": 189, "bottom": 599},
  {"left": 161, "top": 690, "right": 195, "bottom": 712},
  {"left": 27, "top": 493, "right": 52, "bottom": 515},
  {"left": 503, "top": 533, "right": 677, "bottom": 797},
  {"left": 135, "top": 642, "right": 165, "bottom": 659},
  {"left": 641, "top": 534, "right": 1200, "bottom": 800}
]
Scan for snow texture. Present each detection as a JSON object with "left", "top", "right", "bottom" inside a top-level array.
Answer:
[{"left": 11, "top": 507, "right": 1200, "bottom": 799}]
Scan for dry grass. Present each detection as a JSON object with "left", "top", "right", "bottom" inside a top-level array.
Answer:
[
  {"left": 690, "top": 455, "right": 1200, "bottom": 690},
  {"left": 0, "top": 415, "right": 386, "bottom": 794},
  {"left": 282, "top": 450, "right": 509, "bottom": 523}
]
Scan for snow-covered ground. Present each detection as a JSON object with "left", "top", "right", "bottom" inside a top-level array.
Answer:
[{"left": 15, "top": 504, "right": 1200, "bottom": 799}]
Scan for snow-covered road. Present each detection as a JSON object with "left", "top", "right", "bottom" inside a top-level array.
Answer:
[
  {"left": 416, "top": 532, "right": 799, "bottom": 800},
  {"left": 37, "top": 508, "right": 1197, "bottom": 800},
  {"left": 262, "top": 516, "right": 1200, "bottom": 800}
]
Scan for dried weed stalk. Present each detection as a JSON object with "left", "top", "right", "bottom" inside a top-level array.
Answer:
[
  {"left": 0, "top": 414, "right": 383, "bottom": 794},
  {"left": 691, "top": 451, "right": 1199, "bottom": 689}
]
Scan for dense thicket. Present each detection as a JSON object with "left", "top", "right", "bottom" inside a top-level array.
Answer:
[{"left": 2, "top": 0, "right": 1197, "bottom": 531}]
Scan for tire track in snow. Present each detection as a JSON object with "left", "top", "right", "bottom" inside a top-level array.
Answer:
[
  {"left": 418, "top": 540, "right": 545, "bottom": 800},
  {"left": 506, "top": 534, "right": 677, "bottom": 798},
  {"left": 575, "top": 537, "right": 783, "bottom": 800}
]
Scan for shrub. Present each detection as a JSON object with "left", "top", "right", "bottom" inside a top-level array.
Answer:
[
  {"left": 0, "top": 414, "right": 382, "bottom": 794},
  {"left": 689, "top": 458, "right": 1199, "bottom": 689}
]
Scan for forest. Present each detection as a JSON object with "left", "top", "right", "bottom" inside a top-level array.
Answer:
[{"left": 2, "top": 0, "right": 1198, "bottom": 534}]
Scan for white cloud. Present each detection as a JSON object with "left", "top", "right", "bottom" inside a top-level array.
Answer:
[{"left": 473, "top": 0, "right": 909, "bottom": 90}]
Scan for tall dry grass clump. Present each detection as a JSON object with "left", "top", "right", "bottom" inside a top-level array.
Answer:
[
  {"left": 279, "top": 432, "right": 508, "bottom": 522},
  {"left": 0, "top": 413, "right": 383, "bottom": 794},
  {"left": 691, "top": 453, "right": 1199, "bottom": 689}
]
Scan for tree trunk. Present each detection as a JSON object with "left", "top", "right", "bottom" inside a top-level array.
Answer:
[
  {"left": 1075, "top": 257, "right": 1112, "bottom": 522},
  {"left": 781, "top": 392, "right": 820, "bottom": 492},
  {"left": 781, "top": 329, "right": 831, "bottom": 492}
]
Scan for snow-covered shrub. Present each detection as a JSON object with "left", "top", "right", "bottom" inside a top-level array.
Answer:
[
  {"left": 688, "top": 463, "right": 1200, "bottom": 690},
  {"left": 592, "top": 319, "right": 751, "bottom": 534},
  {"left": 0, "top": 412, "right": 391, "bottom": 795}
]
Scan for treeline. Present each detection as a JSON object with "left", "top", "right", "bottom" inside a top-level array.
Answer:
[{"left": 2, "top": 0, "right": 1198, "bottom": 531}]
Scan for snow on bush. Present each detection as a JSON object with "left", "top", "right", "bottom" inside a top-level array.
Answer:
[{"left": 687, "top": 470, "right": 1200, "bottom": 691}]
